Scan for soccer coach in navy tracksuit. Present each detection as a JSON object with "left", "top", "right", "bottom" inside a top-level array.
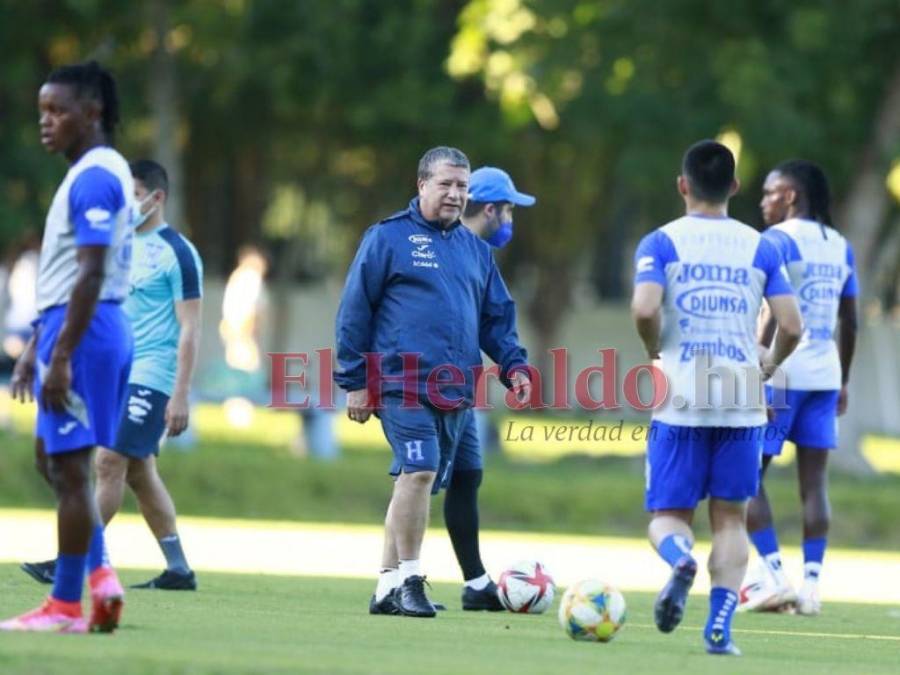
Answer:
[{"left": 334, "top": 146, "right": 531, "bottom": 618}]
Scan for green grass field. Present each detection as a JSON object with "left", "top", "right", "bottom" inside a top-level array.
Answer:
[
  {"left": 0, "top": 566, "right": 897, "bottom": 674},
  {"left": 1, "top": 430, "right": 898, "bottom": 550}
]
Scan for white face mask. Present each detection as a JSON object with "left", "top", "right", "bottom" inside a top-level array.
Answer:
[{"left": 133, "top": 192, "right": 159, "bottom": 227}]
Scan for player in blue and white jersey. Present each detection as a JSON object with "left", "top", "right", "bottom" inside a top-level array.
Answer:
[
  {"left": 739, "top": 161, "right": 858, "bottom": 616},
  {"left": 21, "top": 161, "right": 203, "bottom": 592},
  {"left": 631, "top": 141, "right": 802, "bottom": 655},
  {"left": 1, "top": 62, "right": 132, "bottom": 634}
]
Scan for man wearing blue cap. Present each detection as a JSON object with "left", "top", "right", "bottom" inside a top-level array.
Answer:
[
  {"left": 447, "top": 167, "right": 536, "bottom": 610},
  {"left": 461, "top": 166, "right": 536, "bottom": 247}
]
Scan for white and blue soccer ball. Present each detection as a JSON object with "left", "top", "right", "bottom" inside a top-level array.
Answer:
[
  {"left": 558, "top": 579, "right": 626, "bottom": 642},
  {"left": 497, "top": 560, "right": 556, "bottom": 614}
]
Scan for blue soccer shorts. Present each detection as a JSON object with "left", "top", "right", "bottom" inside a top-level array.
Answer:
[
  {"left": 35, "top": 302, "right": 133, "bottom": 455},
  {"left": 451, "top": 408, "right": 483, "bottom": 473},
  {"left": 113, "top": 384, "right": 169, "bottom": 459},
  {"left": 645, "top": 421, "right": 763, "bottom": 511},
  {"left": 763, "top": 387, "right": 839, "bottom": 456},
  {"left": 376, "top": 394, "right": 468, "bottom": 494}
]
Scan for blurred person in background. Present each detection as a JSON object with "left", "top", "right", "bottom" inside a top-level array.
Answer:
[
  {"left": 2, "top": 231, "right": 41, "bottom": 366},
  {"left": 215, "top": 245, "right": 270, "bottom": 426},
  {"left": 220, "top": 245, "right": 268, "bottom": 374},
  {"left": 449, "top": 166, "right": 535, "bottom": 610}
]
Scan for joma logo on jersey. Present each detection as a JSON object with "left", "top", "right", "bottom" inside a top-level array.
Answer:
[
  {"left": 675, "top": 286, "right": 749, "bottom": 319},
  {"left": 802, "top": 262, "right": 843, "bottom": 280},
  {"left": 675, "top": 263, "right": 750, "bottom": 286}
]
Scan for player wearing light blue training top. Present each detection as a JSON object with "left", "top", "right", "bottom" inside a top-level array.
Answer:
[
  {"left": 95, "top": 159, "right": 203, "bottom": 591},
  {"left": 631, "top": 141, "right": 802, "bottom": 655},
  {"left": 2, "top": 61, "right": 132, "bottom": 634},
  {"left": 740, "top": 161, "right": 858, "bottom": 616}
]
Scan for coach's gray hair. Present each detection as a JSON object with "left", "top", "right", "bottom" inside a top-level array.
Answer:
[{"left": 417, "top": 146, "right": 470, "bottom": 180}]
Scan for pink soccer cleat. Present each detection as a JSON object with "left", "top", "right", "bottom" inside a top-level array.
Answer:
[
  {"left": 88, "top": 567, "right": 125, "bottom": 633},
  {"left": 0, "top": 597, "right": 87, "bottom": 633}
]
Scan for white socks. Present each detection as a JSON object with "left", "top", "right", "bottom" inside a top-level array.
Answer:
[
  {"left": 375, "top": 568, "right": 399, "bottom": 601},
  {"left": 763, "top": 552, "right": 789, "bottom": 588},
  {"left": 804, "top": 562, "right": 822, "bottom": 582},
  {"left": 464, "top": 573, "right": 491, "bottom": 591},
  {"left": 398, "top": 559, "right": 421, "bottom": 582}
]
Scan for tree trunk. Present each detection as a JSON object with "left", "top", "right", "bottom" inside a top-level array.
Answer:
[
  {"left": 838, "top": 62, "right": 900, "bottom": 290},
  {"left": 149, "top": 0, "right": 185, "bottom": 230},
  {"left": 832, "top": 61, "right": 900, "bottom": 473}
]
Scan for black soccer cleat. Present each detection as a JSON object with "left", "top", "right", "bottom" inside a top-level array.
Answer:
[
  {"left": 462, "top": 580, "right": 504, "bottom": 611},
  {"left": 21, "top": 559, "right": 56, "bottom": 585},
  {"left": 654, "top": 556, "right": 697, "bottom": 633},
  {"left": 131, "top": 569, "right": 197, "bottom": 590},
  {"left": 369, "top": 593, "right": 401, "bottom": 615},
  {"left": 394, "top": 576, "right": 437, "bottom": 618}
]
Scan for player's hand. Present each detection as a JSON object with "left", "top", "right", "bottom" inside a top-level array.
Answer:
[
  {"left": 165, "top": 393, "right": 190, "bottom": 437},
  {"left": 509, "top": 369, "right": 532, "bottom": 405},
  {"left": 759, "top": 351, "right": 778, "bottom": 381},
  {"left": 347, "top": 388, "right": 372, "bottom": 423},
  {"left": 10, "top": 347, "right": 36, "bottom": 404},
  {"left": 837, "top": 384, "right": 849, "bottom": 416},
  {"left": 41, "top": 356, "right": 71, "bottom": 413}
]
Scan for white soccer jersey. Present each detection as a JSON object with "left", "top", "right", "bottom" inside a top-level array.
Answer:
[
  {"left": 36, "top": 146, "right": 134, "bottom": 312},
  {"left": 634, "top": 215, "right": 793, "bottom": 427},
  {"left": 764, "top": 218, "right": 857, "bottom": 391}
]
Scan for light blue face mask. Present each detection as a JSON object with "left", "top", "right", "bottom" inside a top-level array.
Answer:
[
  {"left": 486, "top": 219, "right": 513, "bottom": 248},
  {"left": 133, "top": 192, "right": 159, "bottom": 228}
]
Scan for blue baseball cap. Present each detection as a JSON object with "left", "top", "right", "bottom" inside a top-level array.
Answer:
[{"left": 468, "top": 167, "right": 536, "bottom": 206}]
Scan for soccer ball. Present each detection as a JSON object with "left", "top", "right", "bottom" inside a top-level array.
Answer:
[
  {"left": 558, "top": 579, "right": 626, "bottom": 642},
  {"left": 497, "top": 560, "right": 555, "bottom": 613}
]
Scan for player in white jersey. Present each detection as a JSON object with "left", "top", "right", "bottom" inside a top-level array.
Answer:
[
  {"left": 1, "top": 62, "right": 132, "bottom": 634},
  {"left": 631, "top": 141, "right": 802, "bottom": 655},
  {"left": 739, "top": 161, "right": 858, "bottom": 616}
]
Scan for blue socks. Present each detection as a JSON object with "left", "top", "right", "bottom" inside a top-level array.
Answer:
[
  {"left": 87, "top": 525, "right": 109, "bottom": 573},
  {"left": 704, "top": 587, "right": 738, "bottom": 646},
  {"left": 51, "top": 525, "right": 107, "bottom": 602},
  {"left": 53, "top": 553, "right": 86, "bottom": 603},
  {"left": 657, "top": 534, "right": 694, "bottom": 568},
  {"left": 803, "top": 537, "right": 827, "bottom": 580},
  {"left": 749, "top": 526, "right": 779, "bottom": 557},
  {"left": 751, "top": 525, "right": 787, "bottom": 581}
]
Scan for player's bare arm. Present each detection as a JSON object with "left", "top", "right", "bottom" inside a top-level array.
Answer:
[
  {"left": 759, "top": 293, "right": 802, "bottom": 379},
  {"left": 757, "top": 301, "right": 776, "bottom": 349},
  {"left": 167, "top": 298, "right": 202, "bottom": 436},
  {"left": 837, "top": 295, "right": 858, "bottom": 415},
  {"left": 631, "top": 282, "right": 663, "bottom": 359},
  {"left": 41, "top": 245, "right": 106, "bottom": 413}
]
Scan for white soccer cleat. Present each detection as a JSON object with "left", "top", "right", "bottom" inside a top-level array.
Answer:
[
  {"left": 738, "top": 562, "right": 796, "bottom": 613},
  {"left": 772, "top": 582, "right": 798, "bottom": 611},
  {"left": 796, "top": 582, "right": 821, "bottom": 616},
  {"left": 738, "top": 577, "right": 780, "bottom": 612}
]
